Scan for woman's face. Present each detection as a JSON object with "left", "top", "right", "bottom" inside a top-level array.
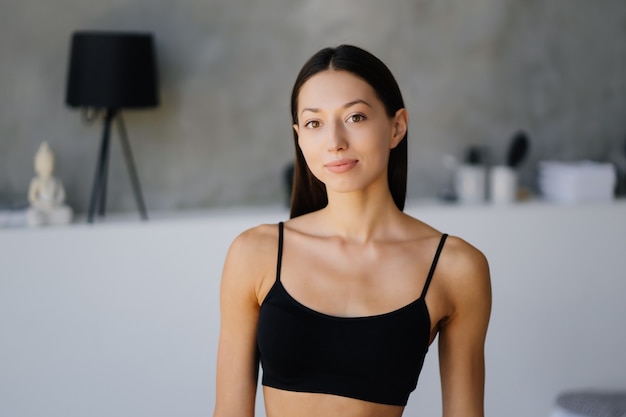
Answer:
[{"left": 294, "top": 70, "right": 407, "bottom": 195}]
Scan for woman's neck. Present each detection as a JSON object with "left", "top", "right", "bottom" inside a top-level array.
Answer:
[{"left": 320, "top": 189, "right": 403, "bottom": 244}]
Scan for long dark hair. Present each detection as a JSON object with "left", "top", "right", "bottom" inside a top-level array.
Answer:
[{"left": 289, "top": 44, "right": 408, "bottom": 219}]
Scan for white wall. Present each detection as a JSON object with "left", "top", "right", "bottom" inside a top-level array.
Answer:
[{"left": 1, "top": 201, "right": 625, "bottom": 417}]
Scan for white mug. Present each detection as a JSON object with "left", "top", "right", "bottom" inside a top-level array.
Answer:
[
  {"left": 489, "top": 166, "right": 517, "bottom": 204},
  {"left": 455, "top": 165, "right": 486, "bottom": 204}
]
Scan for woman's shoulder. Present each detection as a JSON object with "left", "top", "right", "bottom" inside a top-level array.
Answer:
[
  {"left": 436, "top": 234, "right": 491, "bottom": 310},
  {"left": 226, "top": 223, "right": 281, "bottom": 262},
  {"left": 440, "top": 234, "right": 488, "bottom": 268},
  {"left": 400, "top": 212, "right": 485, "bottom": 261},
  {"left": 231, "top": 222, "right": 280, "bottom": 244},
  {"left": 221, "top": 223, "right": 282, "bottom": 292}
]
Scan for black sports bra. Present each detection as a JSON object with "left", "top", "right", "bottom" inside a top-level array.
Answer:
[{"left": 257, "top": 222, "right": 448, "bottom": 406}]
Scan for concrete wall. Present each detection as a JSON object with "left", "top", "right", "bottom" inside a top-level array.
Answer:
[{"left": 1, "top": 0, "right": 626, "bottom": 213}]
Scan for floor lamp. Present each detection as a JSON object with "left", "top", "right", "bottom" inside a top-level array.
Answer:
[{"left": 65, "top": 31, "right": 159, "bottom": 223}]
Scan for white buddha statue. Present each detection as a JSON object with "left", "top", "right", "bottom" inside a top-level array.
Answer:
[{"left": 26, "top": 142, "right": 73, "bottom": 227}]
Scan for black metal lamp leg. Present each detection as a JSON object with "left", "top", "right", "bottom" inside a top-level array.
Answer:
[
  {"left": 98, "top": 109, "right": 116, "bottom": 217},
  {"left": 116, "top": 112, "right": 148, "bottom": 220},
  {"left": 87, "top": 109, "right": 114, "bottom": 223}
]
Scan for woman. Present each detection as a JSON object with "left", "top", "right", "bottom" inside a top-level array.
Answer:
[{"left": 214, "top": 45, "right": 491, "bottom": 417}]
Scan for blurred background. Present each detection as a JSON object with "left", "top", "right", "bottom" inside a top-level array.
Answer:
[{"left": 1, "top": 0, "right": 625, "bottom": 214}]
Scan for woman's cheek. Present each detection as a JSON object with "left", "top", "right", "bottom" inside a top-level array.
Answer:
[{"left": 299, "top": 141, "right": 325, "bottom": 181}]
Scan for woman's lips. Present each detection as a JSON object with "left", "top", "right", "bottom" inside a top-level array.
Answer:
[{"left": 324, "top": 159, "right": 358, "bottom": 173}]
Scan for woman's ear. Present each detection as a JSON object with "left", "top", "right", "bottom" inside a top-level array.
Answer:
[
  {"left": 293, "top": 124, "right": 299, "bottom": 137},
  {"left": 390, "top": 108, "right": 408, "bottom": 149}
]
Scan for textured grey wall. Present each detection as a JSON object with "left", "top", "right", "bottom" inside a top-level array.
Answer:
[{"left": 1, "top": 0, "right": 625, "bottom": 213}]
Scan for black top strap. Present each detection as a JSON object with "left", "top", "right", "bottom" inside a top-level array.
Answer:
[
  {"left": 420, "top": 233, "right": 448, "bottom": 299},
  {"left": 276, "top": 222, "right": 284, "bottom": 282}
]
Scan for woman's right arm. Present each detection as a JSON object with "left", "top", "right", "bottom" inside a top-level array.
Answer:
[{"left": 213, "top": 227, "right": 274, "bottom": 417}]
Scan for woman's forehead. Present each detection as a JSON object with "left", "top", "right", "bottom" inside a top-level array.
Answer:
[{"left": 298, "top": 70, "right": 379, "bottom": 110}]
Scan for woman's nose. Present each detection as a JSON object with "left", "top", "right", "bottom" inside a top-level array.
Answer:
[{"left": 327, "top": 122, "right": 348, "bottom": 152}]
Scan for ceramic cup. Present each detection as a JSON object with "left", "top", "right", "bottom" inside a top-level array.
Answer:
[
  {"left": 489, "top": 166, "right": 517, "bottom": 204},
  {"left": 455, "top": 165, "right": 486, "bottom": 204}
]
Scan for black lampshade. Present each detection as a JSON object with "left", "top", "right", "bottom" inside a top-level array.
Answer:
[{"left": 66, "top": 31, "right": 159, "bottom": 109}]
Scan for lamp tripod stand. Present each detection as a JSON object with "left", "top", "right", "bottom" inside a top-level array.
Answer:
[
  {"left": 65, "top": 31, "right": 158, "bottom": 222},
  {"left": 88, "top": 108, "right": 148, "bottom": 223}
]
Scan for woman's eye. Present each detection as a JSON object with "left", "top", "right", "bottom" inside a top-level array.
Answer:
[
  {"left": 304, "top": 120, "right": 320, "bottom": 129},
  {"left": 348, "top": 114, "right": 366, "bottom": 123}
]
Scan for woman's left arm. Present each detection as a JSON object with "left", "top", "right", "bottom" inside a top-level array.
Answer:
[{"left": 438, "top": 238, "right": 492, "bottom": 417}]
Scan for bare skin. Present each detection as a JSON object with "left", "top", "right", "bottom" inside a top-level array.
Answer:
[{"left": 213, "top": 70, "right": 492, "bottom": 417}]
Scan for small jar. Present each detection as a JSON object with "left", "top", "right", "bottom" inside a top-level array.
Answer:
[
  {"left": 455, "top": 165, "right": 486, "bottom": 204},
  {"left": 489, "top": 166, "right": 517, "bottom": 204}
]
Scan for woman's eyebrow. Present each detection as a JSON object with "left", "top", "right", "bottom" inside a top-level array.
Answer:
[{"left": 300, "top": 99, "right": 373, "bottom": 116}]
